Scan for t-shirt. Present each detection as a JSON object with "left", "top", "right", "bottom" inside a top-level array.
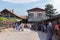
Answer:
[
  {"left": 55, "top": 25, "right": 59, "bottom": 31},
  {"left": 47, "top": 25, "right": 53, "bottom": 34}
]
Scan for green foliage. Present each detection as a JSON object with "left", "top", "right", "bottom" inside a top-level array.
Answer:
[
  {"left": 0, "top": 17, "right": 18, "bottom": 22},
  {"left": 45, "top": 4, "right": 56, "bottom": 18},
  {"left": 0, "top": 17, "right": 8, "bottom": 21},
  {"left": 0, "top": 17, "right": 18, "bottom": 27},
  {"left": 8, "top": 18, "right": 18, "bottom": 22}
]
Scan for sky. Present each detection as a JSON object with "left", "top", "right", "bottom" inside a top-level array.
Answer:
[{"left": 0, "top": 0, "right": 60, "bottom": 16}]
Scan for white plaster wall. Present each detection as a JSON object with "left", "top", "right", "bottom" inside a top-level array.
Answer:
[
  {"left": 41, "top": 11, "right": 46, "bottom": 19},
  {"left": 28, "top": 11, "right": 46, "bottom": 22}
]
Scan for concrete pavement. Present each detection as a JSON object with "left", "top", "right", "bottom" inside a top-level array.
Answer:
[
  {"left": 0, "top": 28, "right": 47, "bottom": 40},
  {"left": 0, "top": 28, "right": 58, "bottom": 40}
]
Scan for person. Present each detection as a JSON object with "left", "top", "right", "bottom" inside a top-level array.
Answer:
[
  {"left": 35, "top": 23, "right": 38, "bottom": 31},
  {"left": 54, "top": 22, "right": 60, "bottom": 40},
  {"left": 2, "top": 20, "right": 7, "bottom": 28},
  {"left": 31, "top": 23, "right": 34, "bottom": 30},
  {"left": 19, "top": 23, "right": 25, "bottom": 31},
  {"left": 58, "top": 24, "right": 60, "bottom": 40},
  {"left": 41, "top": 24, "right": 44, "bottom": 32},
  {"left": 47, "top": 22, "right": 53, "bottom": 40},
  {"left": 15, "top": 22, "right": 19, "bottom": 31},
  {"left": 28, "top": 23, "right": 32, "bottom": 29},
  {"left": 18, "top": 24, "right": 21, "bottom": 31},
  {"left": 12, "top": 22, "right": 15, "bottom": 29},
  {"left": 44, "top": 25, "right": 47, "bottom": 32},
  {"left": 38, "top": 23, "right": 44, "bottom": 32},
  {"left": 38, "top": 24, "right": 41, "bottom": 31}
]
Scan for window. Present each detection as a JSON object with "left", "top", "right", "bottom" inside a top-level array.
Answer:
[
  {"left": 34, "top": 13, "right": 37, "bottom": 18},
  {"left": 4, "top": 16, "right": 9, "bottom": 18},
  {"left": 28, "top": 13, "right": 34, "bottom": 18},
  {"left": 38, "top": 13, "right": 42, "bottom": 17}
]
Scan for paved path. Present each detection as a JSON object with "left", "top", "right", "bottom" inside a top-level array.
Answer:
[
  {"left": 0, "top": 28, "right": 47, "bottom": 40},
  {"left": 0, "top": 28, "right": 58, "bottom": 40}
]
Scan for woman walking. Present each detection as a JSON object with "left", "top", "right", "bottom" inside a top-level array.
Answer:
[{"left": 19, "top": 23, "right": 25, "bottom": 31}]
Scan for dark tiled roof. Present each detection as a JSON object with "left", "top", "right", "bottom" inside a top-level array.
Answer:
[{"left": 27, "top": 7, "right": 45, "bottom": 12}]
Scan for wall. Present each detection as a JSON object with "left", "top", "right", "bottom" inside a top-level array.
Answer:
[
  {"left": 1, "top": 13, "right": 16, "bottom": 18},
  {"left": 28, "top": 11, "right": 46, "bottom": 22}
]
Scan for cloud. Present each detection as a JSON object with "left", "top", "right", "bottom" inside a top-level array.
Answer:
[
  {"left": 2, "top": 0, "right": 39, "bottom": 4},
  {"left": 52, "top": 0, "right": 60, "bottom": 13}
]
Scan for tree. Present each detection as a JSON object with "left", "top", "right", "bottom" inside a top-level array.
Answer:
[{"left": 45, "top": 4, "right": 56, "bottom": 18}]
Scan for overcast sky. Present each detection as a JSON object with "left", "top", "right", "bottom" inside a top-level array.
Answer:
[{"left": 0, "top": 0, "right": 60, "bottom": 16}]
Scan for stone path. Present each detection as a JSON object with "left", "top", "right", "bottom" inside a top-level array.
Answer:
[{"left": 0, "top": 28, "right": 47, "bottom": 40}]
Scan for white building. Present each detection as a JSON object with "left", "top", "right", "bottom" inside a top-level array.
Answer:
[{"left": 27, "top": 7, "right": 46, "bottom": 23}]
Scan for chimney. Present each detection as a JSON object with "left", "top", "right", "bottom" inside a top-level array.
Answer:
[
  {"left": 12, "top": 9, "right": 13, "bottom": 13},
  {"left": 11, "top": 9, "right": 14, "bottom": 13}
]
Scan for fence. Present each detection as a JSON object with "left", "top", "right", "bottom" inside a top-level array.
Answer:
[{"left": 0, "top": 21, "right": 2, "bottom": 27}]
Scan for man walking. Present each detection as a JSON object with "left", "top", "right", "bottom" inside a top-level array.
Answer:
[
  {"left": 15, "top": 22, "right": 19, "bottom": 31},
  {"left": 47, "top": 22, "right": 53, "bottom": 40}
]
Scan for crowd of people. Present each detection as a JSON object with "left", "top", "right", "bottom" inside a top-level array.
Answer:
[
  {"left": 30, "top": 22, "right": 60, "bottom": 40},
  {"left": 2, "top": 20, "right": 25, "bottom": 31},
  {"left": 14, "top": 22, "right": 60, "bottom": 40},
  {"left": 24, "top": 22, "right": 60, "bottom": 40},
  {"left": 2, "top": 20, "right": 60, "bottom": 40}
]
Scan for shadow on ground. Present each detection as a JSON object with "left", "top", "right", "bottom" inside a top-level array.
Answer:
[
  {"left": 37, "top": 31, "right": 59, "bottom": 40},
  {"left": 37, "top": 31, "right": 47, "bottom": 40}
]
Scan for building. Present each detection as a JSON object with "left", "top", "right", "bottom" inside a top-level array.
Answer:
[
  {"left": 20, "top": 16, "right": 27, "bottom": 19},
  {"left": 0, "top": 9, "right": 23, "bottom": 21},
  {"left": 38, "top": 14, "right": 60, "bottom": 26},
  {"left": 27, "top": 7, "right": 46, "bottom": 23},
  {"left": 19, "top": 16, "right": 28, "bottom": 23}
]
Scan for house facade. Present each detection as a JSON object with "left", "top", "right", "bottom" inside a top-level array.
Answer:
[
  {"left": 0, "top": 9, "right": 22, "bottom": 20},
  {"left": 27, "top": 7, "right": 46, "bottom": 23}
]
